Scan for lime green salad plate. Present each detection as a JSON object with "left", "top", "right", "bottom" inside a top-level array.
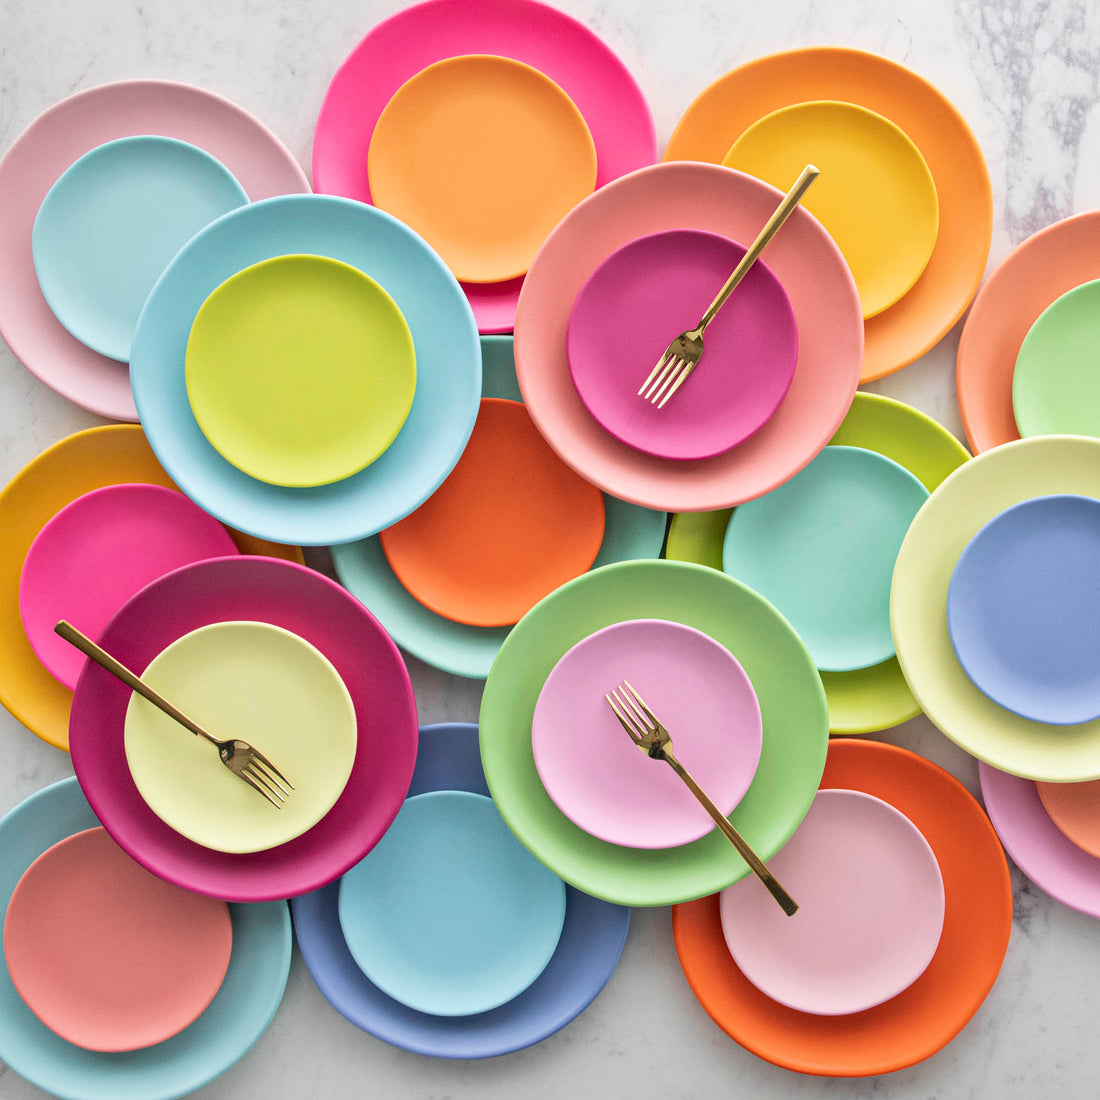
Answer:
[
  {"left": 479, "top": 558, "right": 828, "bottom": 907},
  {"left": 666, "top": 393, "right": 970, "bottom": 734}
]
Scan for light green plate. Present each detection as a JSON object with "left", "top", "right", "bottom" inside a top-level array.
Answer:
[{"left": 479, "top": 558, "right": 827, "bottom": 907}]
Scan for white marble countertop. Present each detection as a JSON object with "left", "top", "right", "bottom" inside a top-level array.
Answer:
[{"left": 2, "top": 0, "right": 1099, "bottom": 1096}]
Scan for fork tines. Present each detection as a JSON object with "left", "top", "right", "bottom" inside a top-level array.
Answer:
[
  {"left": 638, "top": 352, "right": 695, "bottom": 407},
  {"left": 240, "top": 749, "right": 294, "bottom": 808}
]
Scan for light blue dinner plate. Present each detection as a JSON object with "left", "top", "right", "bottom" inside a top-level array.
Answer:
[
  {"left": 130, "top": 193, "right": 481, "bottom": 546},
  {"left": 0, "top": 777, "right": 291, "bottom": 1100}
]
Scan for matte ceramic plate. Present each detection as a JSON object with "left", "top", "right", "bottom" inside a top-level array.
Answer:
[
  {"left": 379, "top": 399, "right": 605, "bottom": 626},
  {"left": 369, "top": 54, "right": 596, "bottom": 284},
  {"left": 723, "top": 445, "right": 929, "bottom": 671},
  {"left": 666, "top": 392, "right": 969, "bottom": 734},
  {"left": 532, "top": 619, "right": 762, "bottom": 848},
  {"left": 186, "top": 254, "right": 415, "bottom": 487},
  {"left": 0, "top": 778, "right": 290, "bottom": 1100},
  {"left": 0, "top": 80, "right": 309, "bottom": 420},
  {"left": 566, "top": 230, "right": 797, "bottom": 461},
  {"left": 674, "top": 739, "right": 1011, "bottom": 1077},
  {"left": 947, "top": 495, "right": 1100, "bottom": 725},
  {"left": 719, "top": 789, "right": 944, "bottom": 1016},
  {"left": 292, "top": 723, "right": 631, "bottom": 1059},
  {"left": 32, "top": 136, "right": 247, "bottom": 362},
  {"left": 0, "top": 425, "right": 302, "bottom": 752},
  {"left": 338, "top": 791, "right": 565, "bottom": 1016},
  {"left": 513, "top": 161, "right": 862, "bottom": 513},
  {"left": 313, "top": 0, "right": 655, "bottom": 332},
  {"left": 1012, "top": 281, "right": 1100, "bottom": 439},
  {"left": 722, "top": 101, "right": 937, "bottom": 319},
  {"left": 4, "top": 827, "right": 232, "bottom": 1052},
  {"left": 664, "top": 46, "right": 991, "bottom": 382},
  {"left": 18, "top": 482, "right": 239, "bottom": 690},
  {"left": 1036, "top": 778, "right": 1100, "bottom": 859},
  {"left": 125, "top": 621, "right": 357, "bottom": 854},
  {"left": 479, "top": 559, "right": 828, "bottom": 907},
  {"left": 129, "top": 194, "right": 480, "bottom": 546},
  {"left": 892, "top": 435, "right": 1100, "bottom": 781},
  {"left": 68, "top": 556, "right": 417, "bottom": 901},
  {"left": 957, "top": 212, "right": 1100, "bottom": 454}
]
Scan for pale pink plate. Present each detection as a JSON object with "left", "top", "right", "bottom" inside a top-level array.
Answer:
[
  {"left": 567, "top": 230, "right": 797, "bottom": 461},
  {"left": 531, "top": 618, "right": 762, "bottom": 849}
]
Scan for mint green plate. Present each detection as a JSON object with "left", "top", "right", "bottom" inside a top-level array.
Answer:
[{"left": 479, "top": 559, "right": 827, "bottom": 907}]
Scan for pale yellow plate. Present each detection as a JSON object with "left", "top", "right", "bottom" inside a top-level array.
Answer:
[
  {"left": 722, "top": 100, "right": 939, "bottom": 320},
  {"left": 891, "top": 435, "right": 1100, "bottom": 781},
  {"left": 124, "top": 620, "right": 357, "bottom": 853}
]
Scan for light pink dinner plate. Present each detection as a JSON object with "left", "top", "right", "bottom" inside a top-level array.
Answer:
[
  {"left": 514, "top": 162, "right": 863, "bottom": 512},
  {"left": 0, "top": 80, "right": 309, "bottom": 421},
  {"left": 312, "top": 0, "right": 656, "bottom": 333},
  {"left": 567, "top": 230, "right": 797, "bottom": 461},
  {"left": 719, "top": 788, "right": 946, "bottom": 1016},
  {"left": 531, "top": 618, "right": 762, "bottom": 849},
  {"left": 19, "top": 482, "right": 239, "bottom": 690}
]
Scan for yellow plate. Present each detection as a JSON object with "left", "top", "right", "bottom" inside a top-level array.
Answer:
[
  {"left": 185, "top": 254, "right": 416, "bottom": 488},
  {"left": 666, "top": 393, "right": 969, "bottom": 734},
  {"left": 125, "top": 621, "right": 357, "bottom": 853},
  {"left": 722, "top": 100, "right": 939, "bottom": 320},
  {"left": 0, "top": 425, "right": 302, "bottom": 751},
  {"left": 368, "top": 54, "right": 598, "bottom": 284}
]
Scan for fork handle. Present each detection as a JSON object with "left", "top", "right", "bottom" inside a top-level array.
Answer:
[{"left": 662, "top": 749, "right": 799, "bottom": 917}]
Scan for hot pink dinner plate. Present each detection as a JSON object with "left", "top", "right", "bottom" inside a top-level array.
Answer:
[
  {"left": 0, "top": 80, "right": 310, "bottom": 421},
  {"left": 514, "top": 162, "right": 863, "bottom": 512},
  {"left": 567, "top": 230, "right": 798, "bottom": 461},
  {"left": 531, "top": 618, "right": 762, "bottom": 849},
  {"left": 19, "top": 482, "right": 239, "bottom": 690},
  {"left": 68, "top": 555, "right": 418, "bottom": 902},
  {"left": 312, "top": 0, "right": 656, "bottom": 333}
]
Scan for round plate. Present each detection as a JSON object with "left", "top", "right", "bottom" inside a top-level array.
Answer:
[
  {"left": 513, "top": 161, "right": 862, "bottom": 513},
  {"left": 719, "top": 789, "right": 944, "bottom": 1016},
  {"left": 0, "top": 778, "right": 290, "bottom": 1100},
  {"left": 4, "top": 827, "right": 232, "bottom": 1052},
  {"left": 722, "top": 445, "right": 929, "bottom": 671},
  {"left": 674, "top": 738, "right": 1011, "bottom": 1077},
  {"left": 892, "top": 435, "right": 1100, "bottom": 781},
  {"left": 18, "top": 482, "right": 239, "bottom": 690},
  {"left": 379, "top": 399, "right": 605, "bottom": 626},
  {"left": 479, "top": 559, "right": 828, "bottom": 907},
  {"left": 125, "top": 621, "right": 357, "bottom": 854},
  {"left": 313, "top": 0, "right": 655, "bottom": 332},
  {"left": 292, "top": 723, "right": 631, "bottom": 1059},
  {"left": 722, "top": 101, "right": 937, "bottom": 319},
  {"left": 0, "top": 80, "right": 309, "bottom": 420},
  {"left": 0, "top": 425, "right": 302, "bottom": 751},
  {"left": 1036, "top": 779, "right": 1100, "bottom": 859},
  {"left": 532, "top": 619, "right": 762, "bottom": 848},
  {"left": 566, "top": 230, "right": 797, "bottom": 461},
  {"left": 369, "top": 54, "right": 596, "bottom": 284},
  {"left": 130, "top": 194, "right": 480, "bottom": 546},
  {"left": 338, "top": 790, "right": 565, "bottom": 1016},
  {"left": 185, "top": 254, "right": 415, "bottom": 487},
  {"left": 32, "top": 135, "right": 247, "bottom": 363},
  {"left": 68, "top": 556, "right": 417, "bottom": 901},
  {"left": 664, "top": 46, "right": 991, "bottom": 381},
  {"left": 947, "top": 495, "right": 1100, "bottom": 725}
]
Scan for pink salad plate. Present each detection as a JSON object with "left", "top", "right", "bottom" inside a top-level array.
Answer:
[
  {"left": 312, "top": 0, "right": 656, "bottom": 334},
  {"left": 566, "top": 229, "right": 797, "bottom": 461},
  {"left": 67, "top": 555, "right": 418, "bottom": 902},
  {"left": 0, "top": 80, "right": 310, "bottom": 421},
  {"left": 514, "top": 161, "right": 862, "bottom": 512}
]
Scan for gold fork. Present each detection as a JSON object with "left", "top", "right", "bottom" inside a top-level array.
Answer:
[
  {"left": 56, "top": 620, "right": 294, "bottom": 808},
  {"left": 638, "top": 163, "right": 820, "bottom": 408},
  {"left": 606, "top": 680, "right": 797, "bottom": 916}
]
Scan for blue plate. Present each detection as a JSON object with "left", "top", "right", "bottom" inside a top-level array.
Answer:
[
  {"left": 130, "top": 194, "right": 481, "bottom": 546},
  {"left": 947, "top": 494, "right": 1100, "bottom": 725},
  {"left": 0, "top": 778, "right": 291, "bottom": 1100},
  {"left": 292, "top": 723, "right": 630, "bottom": 1058}
]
